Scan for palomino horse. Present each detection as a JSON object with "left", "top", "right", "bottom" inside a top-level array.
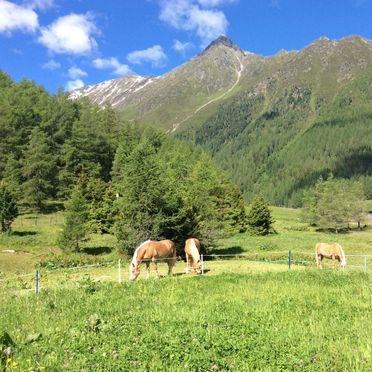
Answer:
[
  {"left": 129, "top": 239, "right": 177, "bottom": 281},
  {"left": 315, "top": 243, "right": 346, "bottom": 270},
  {"left": 185, "top": 238, "right": 202, "bottom": 274}
]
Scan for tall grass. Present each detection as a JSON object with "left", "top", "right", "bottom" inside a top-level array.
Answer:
[{"left": 1, "top": 270, "right": 371, "bottom": 371}]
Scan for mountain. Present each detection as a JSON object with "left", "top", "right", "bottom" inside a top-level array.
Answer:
[
  {"left": 71, "top": 36, "right": 262, "bottom": 131},
  {"left": 71, "top": 35, "right": 372, "bottom": 205}
]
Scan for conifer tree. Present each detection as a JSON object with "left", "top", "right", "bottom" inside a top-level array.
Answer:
[
  {"left": 246, "top": 194, "right": 275, "bottom": 235},
  {"left": 22, "top": 127, "right": 56, "bottom": 212},
  {"left": 304, "top": 177, "right": 367, "bottom": 231},
  {"left": 59, "top": 186, "right": 88, "bottom": 252},
  {"left": 2, "top": 154, "right": 23, "bottom": 201},
  {"left": 114, "top": 136, "right": 165, "bottom": 253},
  {"left": 185, "top": 153, "right": 223, "bottom": 241},
  {"left": 0, "top": 183, "right": 18, "bottom": 233}
]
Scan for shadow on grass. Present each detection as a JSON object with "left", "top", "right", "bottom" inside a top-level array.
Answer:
[
  {"left": 83, "top": 246, "right": 112, "bottom": 255},
  {"left": 11, "top": 231, "right": 37, "bottom": 237},
  {"left": 207, "top": 245, "right": 245, "bottom": 257},
  {"left": 315, "top": 228, "right": 351, "bottom": 234},
  {"left": 172, "top": 272, "right": 186, "bottom": 277}
]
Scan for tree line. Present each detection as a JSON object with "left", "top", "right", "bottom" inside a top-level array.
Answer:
[
  {"left": 0, "top": 71, "right": 263, "bottom": 255},
  {"left": 302, "top": 176, "right": 367, "bottom": 232}
]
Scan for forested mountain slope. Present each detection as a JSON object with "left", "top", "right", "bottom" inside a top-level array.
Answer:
[
  {"left": 33, "top": 35, "right": 372, "bottom": 205},
  {"left": 175, "top": 36, "right": 372, "bottom": 205}
]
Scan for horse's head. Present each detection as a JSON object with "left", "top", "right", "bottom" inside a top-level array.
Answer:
[
  {"left": 194, "top": 259, "right": 202, "bottom": 275},
  {"left": 129, "top": 262, "right": 140, "bottom": 281},
  {"left": 341, "top": 255, "right": 346, "bottom": 270}
]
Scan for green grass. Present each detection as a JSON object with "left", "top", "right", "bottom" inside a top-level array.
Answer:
[
  {"left": 1, "top": 207, "right": 371, "bottom": 370},
  {"left": 0, "top": 212, "right": 117, "bottom": 275},
  {"left": 1, "top": 206, "right": 371, "bottom": 281},
  {"left": 1, "top": 271, "right": 371, "bottom": 371}
]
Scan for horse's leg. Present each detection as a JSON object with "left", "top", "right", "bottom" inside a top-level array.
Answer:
[
  {"left": 168, "top": 257, "right": 176, "bottom": 276},
  {"left": 146, "top": 261, "right": 150, "bottom": 279},
  {"left": 185, "top": 254, "right": 190, "bottom": 273},
  {"left": 153, "top": 259, "right": 159, "bottom": 278},
  {"left": 319, "top": 255, "right": 323, "bottom": 269}
]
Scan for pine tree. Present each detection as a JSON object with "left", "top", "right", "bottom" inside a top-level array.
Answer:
[
  {"left": 316, "top": 178, "right": 347, "bottom": 233},
  {"left": 246, "top": 194, "right": 275, "bottom": 235},
  {"left": 83, "top": 177, "right": 116, "bottom": 233},
  {"left": 58, "top": 106, "right": 113, "bottom": 197},
  {"left": 185, "top": 153, "right": 224, "bottom": 241},
  {"left": 59, "top": 186, "right": 88, "bottom": 252},
  {"left": 348, "top": 181, "right": 366, "bottom": 229},
  {"left": 22, "top": 127, "right": 56, "bottom": 212},
  {"left": 114, "top": 136, "right": 165, "bottom": 254},
  {"left": 305, "top": 177, "right": 367, "bottom": 232},
  {"left": 2, "top": 154, "right": 23, "bottom": 201},
  {"left": 0, "top": 183, "right": 18, "bottom": 233}
]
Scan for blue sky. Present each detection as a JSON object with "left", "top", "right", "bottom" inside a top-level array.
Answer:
[{"left": 1, "top": 0, "right": 371, "bottom": 93}]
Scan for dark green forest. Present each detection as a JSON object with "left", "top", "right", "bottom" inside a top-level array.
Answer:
[
  {"left": 0, "top": 71, "right": 247, "bottom": 254},
  {"left": 179, "top": 70, "right": 372, "bottom": 206}
]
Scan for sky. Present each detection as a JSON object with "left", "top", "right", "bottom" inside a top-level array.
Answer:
[{"left": 0, "top": 0, "right": 371, "bottom": 93}]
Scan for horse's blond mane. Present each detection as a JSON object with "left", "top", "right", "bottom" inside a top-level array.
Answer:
[
  {"left": 189, "top": 239, "right": 200, "bottom": 262},
  {"left": 132, "top": 239, "right": 151, "bottom": 265},
  {"left": 334, "top": 243, "right": 346, "bottom": 267}
]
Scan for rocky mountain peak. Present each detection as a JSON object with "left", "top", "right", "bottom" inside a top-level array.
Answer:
[{"left": 203, "top": 35, "right": 239, "bottom": 52}]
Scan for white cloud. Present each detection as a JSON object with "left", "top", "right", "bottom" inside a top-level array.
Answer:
[
  {"left": 93, "top": 57, "right": 131, "bottom": 75},
  {"left": 197, "top": 0, "right": 237, "bottom": 7},
  {"left": 127, "top": 45, "right": 167, "bottom": 67},
  {"left": 27, "top": 0, "right": 55, "bottom": 10},
  {"left": 173, "top": 39, "right": 193, "bottom": 53},
  {"left": 65, "top": 79, "right": 84, "bottom": 92},
  {"left": 68, "top": 66, "right": 87, "bottom": 79},
  {"left": 0, "top": 0, "right": 38, "bottom": 34},
  {"left": 38, "top": 13, "right": 98, "bottom": 55},
  {"left": 43, "top": 59, "right": 60, "bottom": 70},
  {"left": 159, "top": 0, "right": 228, "bottom": 47}
]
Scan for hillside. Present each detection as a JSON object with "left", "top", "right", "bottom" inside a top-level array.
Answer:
[
  {"left": 71, "top": 36, "right": 258, "bottom": 131},
  {"left": 72, "top": 35, "right": 372, "bottom": 205}
]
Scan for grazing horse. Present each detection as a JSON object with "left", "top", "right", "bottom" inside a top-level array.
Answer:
[
  {"left": 315, "top": 243, "right": 346, "bottom": 270},
  {"left": 185, "top": 238, "right": 202, "bottom": 274},
  {"left": 129, "top": 239, "right": 176, "bottom": 281}
]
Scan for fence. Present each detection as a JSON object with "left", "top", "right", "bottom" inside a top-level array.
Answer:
[
  {"left": 200, "top": 251, "right": 371, "bottom": 273},
  {"left": 1, "top": 252, "right": 370, "bottom": 295}
]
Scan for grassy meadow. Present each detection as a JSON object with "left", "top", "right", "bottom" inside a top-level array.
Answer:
[
  {"left": 1, "top": 271, "right": 371, "bottom": 371},
  {"left": 1, "top": 206, "right": 371, "bottom": 370}
]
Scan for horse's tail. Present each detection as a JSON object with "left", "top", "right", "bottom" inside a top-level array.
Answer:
[{"left": 171, "top": 240, "right": 177, "bottom": 258}]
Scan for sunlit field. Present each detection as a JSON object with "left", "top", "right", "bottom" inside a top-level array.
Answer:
[
  {"left": 1, "top": 271, "right": 371, "bottom": 371},
  {"left": 1, "top": 207, "right": 371, "bottom": 370}
]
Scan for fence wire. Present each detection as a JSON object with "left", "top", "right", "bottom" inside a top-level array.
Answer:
[{"left": 1, "top": 252, "right": 370, "bottom": 292}]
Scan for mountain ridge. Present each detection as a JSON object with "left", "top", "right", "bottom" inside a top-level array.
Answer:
[
  {"left": 70, "top": 34, "right": 372, "bottom": 133},
  {"left": 70, "top": 34, "right": 372, "bottom": 205}
]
